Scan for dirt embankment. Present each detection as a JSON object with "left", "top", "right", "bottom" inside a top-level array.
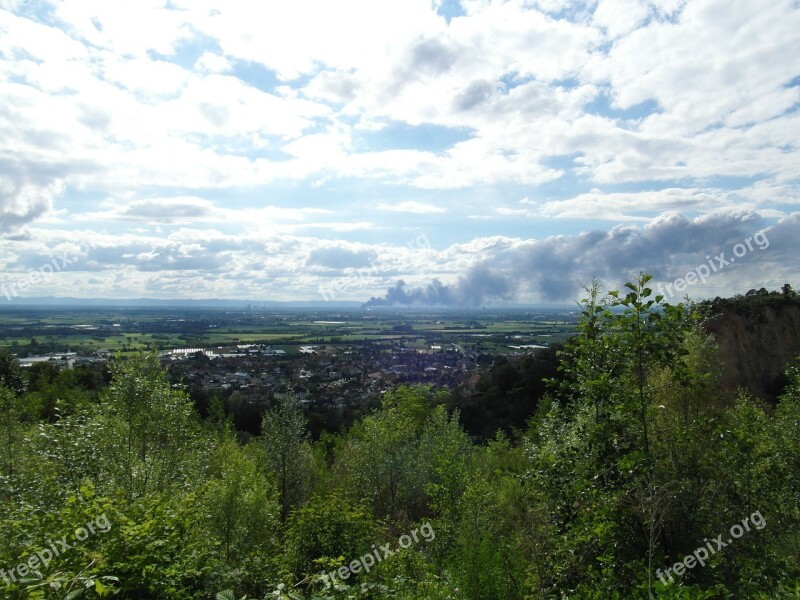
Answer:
[{"left": 705, "top": 301, "right": 800, "bottom": 401}]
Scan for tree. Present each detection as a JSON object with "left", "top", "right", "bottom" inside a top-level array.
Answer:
[
  {"left": 336, "top": 386, "right": 450, "bottom": 521},
  {"left": 259, "top": 392, "right": 313, "bottom": 521},
  {"left": 530, "top": 275, "right": 703, "bottom": 594},
  {"left": 0, "top": 387, "right": 22, "bottom": 489},
  {"left": 607, "top": 272, "right": 694, "bottom": 460},
  {"left": 286, "top": 491, "right": 376, "bottom": 580},
  {"left": 203, "top": 434, "right": 282, "bottom": 595},
  {"left": 556, "top": 274, "right": 694, "bottom": 466},
  {"left": 770, "top": 360, "right": 800, "bottom": 577},
  {"left": 0, "top": 349, "right": 25, "bottom": 397},
  {"left": 100, "top": 352, "right": 200, "bottom": 499},
  {"left": 26, "top": 366, "right": 92, "bottom": 421}
]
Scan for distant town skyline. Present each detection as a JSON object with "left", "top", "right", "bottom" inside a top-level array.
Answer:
[{"left": 1, "top": 0, "right": 798, "bottom": 304}]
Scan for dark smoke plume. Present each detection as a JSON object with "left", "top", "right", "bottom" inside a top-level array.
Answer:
[
  {"left": 361, "top": 210, "right": 794, "bottom": 307},
  {"left": 363, "top": 264, "right": 512, "bottom": 307}
]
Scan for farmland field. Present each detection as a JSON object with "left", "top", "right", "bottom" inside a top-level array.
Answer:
[{"left": 0, "top": 305, "right": 578, "bottom": 357}]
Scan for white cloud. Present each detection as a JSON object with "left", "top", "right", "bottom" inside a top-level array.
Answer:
[
  {"left": 53, "top": 0, "right": 192, "bottom": 57},
  {"left": 378, "top": 200, "right": 446, "bottom": 214},
  {"left": 190, "top": 0, "right": 442, "bottom": 80},
  {"left": 3, "top": 0, "right": 798, "bottom": 201},
  {"left": 529, "top": 188, "right": 738, "bottom": 220},
  {"left": 593, "top": 0, "right": 651, "bottom": 39},
  {"left": 195, "top": 52, "right": 232, "bottom": 75},
  {"left": 0, "top": 0, "right": 797, "bottom": 301},
  {"left": 1, "top": 208, "right": 796, "bottom": 302}
]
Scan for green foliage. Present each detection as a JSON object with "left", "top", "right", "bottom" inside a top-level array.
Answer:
[
  {"left": 0, "top": 386, "right": 22, "bottom": 487},
  {"left": 99, "top": 490, "right": 219, "bottom": 599},
  {"left": 98, "top": 352, "right": 202, "bottom": 499},
  {"left": 0, "top": 349, "right": 26, "bottom": 396},
  {"left": 2, "top": 283, "right": 800, "bottom": 598},
  {"left": 202, "top": 434, "right": 282, "bottom": 596},
  {"left": 707, "top": 284, "right": 800, "bottom": 323},
  {"left": 25, "top": 366, "right": 93, "bottom": 421},
  {"left": 0, "top": 483, "right": 119, "bottom": 599},
  {"left": 32, "top": 406, "right": 108, "bottom": 497},
  {"left": 418, "top": 407, "right": 472, "bottom": 519},
  {"left": 528, "top": 275, "right": 791, "bottom": 596},
  {"left": 335, "top": 386, "right": 460, "bottom": 521},
  {"left": 448, "top": 476, "right": 528, "bottom": 599},
  {"left": 453, "top": 344, "right": 561, "bottom": 441},
  {"left": 770, "top": 360, "right": 800, "bottom": 577},
  {"left": 259, "top": 392, "right": 314, "bottom": 521},
  {"left": 286, "top": 491, "right": 377, "bottom": 580}
]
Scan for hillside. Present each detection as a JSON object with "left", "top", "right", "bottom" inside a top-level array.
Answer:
[
  {"left": 2, "top": 277, "right": 800, "bottom": 598},
  {"left": 704, "top": 286, "right": 800, "bottom": 401}
]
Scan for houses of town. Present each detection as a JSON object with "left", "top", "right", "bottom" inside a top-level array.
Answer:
[{"left": 161, "top": 340, "right": 485, "bottom": 413}]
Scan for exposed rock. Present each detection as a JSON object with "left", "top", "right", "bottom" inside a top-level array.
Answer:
[{"left": 704, "top": 288, "right": 800, "bottom": 401}]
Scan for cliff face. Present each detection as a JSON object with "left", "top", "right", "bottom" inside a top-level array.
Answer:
[{"left": 704, "top": 301, "right": 800, "bottom": 401}]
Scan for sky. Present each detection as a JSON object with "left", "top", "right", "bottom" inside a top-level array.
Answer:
[{"left": 0, "top": 0, "right": 799, "bottom": 305}]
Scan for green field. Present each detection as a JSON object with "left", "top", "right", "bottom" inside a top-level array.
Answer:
[{"left": 0, "top": 306, "right": 578, "bottom": 357}]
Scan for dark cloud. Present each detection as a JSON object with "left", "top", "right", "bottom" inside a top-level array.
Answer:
[
  {"left": 0, "top": 145, "right": 101, "bottom": 235},
  {"left": 121, "top": 198, "right": 213, "bottom": 222},
  {"left": 411, "top": 38, "right": 457, "bottom": 74},
  {"left": 454, "top": 79, "right": 496, "bottom": 111},
  {"left": 0, "top": 194, "right": 50, "bottom": 234},
  {"left": 364, "top": 263, "right": 513, "bottom": 307},
  {"left": 364, "top": 210, "right": 794, "bottom": 306},
  {"left": 0, "top": 155, "right": 65, "bottom": 234}
]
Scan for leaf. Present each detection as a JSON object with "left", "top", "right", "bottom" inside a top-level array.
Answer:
[{"left": 94, "top": 579, "right": 112, "bottom": 596}]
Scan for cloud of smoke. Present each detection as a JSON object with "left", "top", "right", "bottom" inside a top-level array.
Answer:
[
  {"left": 363, "top": 210, "right": 793, "bottom": 307},
  {"left": 363, "top": 264, "right": 513, "bottom": 307}
]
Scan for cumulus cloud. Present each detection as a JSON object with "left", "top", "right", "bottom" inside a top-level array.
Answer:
[
  {"left": 364, "top": 210, "right": 798, "bottom": 305},
  {"left": 194, "top": 52, "right": 232, "bottom": 75},
  {"left": 0, "top": 1, "right": 798, "bottom": 300},
  {"left": 1, "top": 209, "right": 795, "bottom": 301},
  {"left": 305, "top": 246, "right": 378, "bottom": 270},
  {"left": 3, "top": 1, "right": 799, "bottom": 198},
  {"left": 0, "top": 154, "right": 79, "bottom": 234},
  {"left": 515, "top": 188, "right": 740, "bottom": 221},
  {"left": 0, "top": 181, "right": 54, "bottom": 234}
]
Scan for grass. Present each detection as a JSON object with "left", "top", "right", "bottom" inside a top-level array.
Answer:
[{"left": 0, "top": 308, "right": 578, "bottom": 356}]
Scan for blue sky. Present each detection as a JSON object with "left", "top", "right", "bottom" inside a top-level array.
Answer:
[{"left": 0, "top": 0, "right": 799, "bottom": 304}]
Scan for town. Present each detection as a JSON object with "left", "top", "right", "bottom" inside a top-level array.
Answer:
[{"left": 0, "top": 306, "right": 577, "bottom": 435}]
